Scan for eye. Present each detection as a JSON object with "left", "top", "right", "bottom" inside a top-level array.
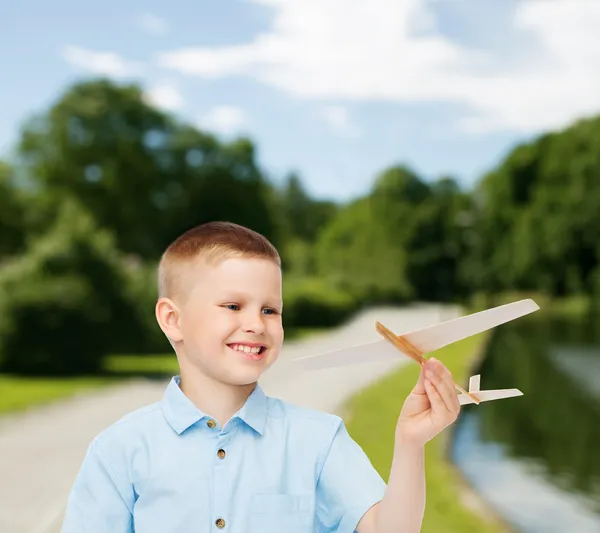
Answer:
[
  {"left": 263, "top": 308, "right": 281, "bottom": 315},
  {"left": 225, "top": 304, "right": 240, "bottom": 311}
]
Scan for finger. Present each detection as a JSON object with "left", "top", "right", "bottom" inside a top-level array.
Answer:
[
  {"left": 425, "top": 359, "right": 459, "bottom": 415},
  {"left": 424, "top": 377, "right": 447, "bottom": 415},
  {"left": 436, "top": 360, "right": 461, "bottom": 413},
  {"left": 437, "top": 362, "right": 462, "bottom": 414},
  {"left": 412, "top": 363, "right": 427, "bottom": 396},
  {"left": 425, "top": 376, "right": 460, "bottom": 430}
]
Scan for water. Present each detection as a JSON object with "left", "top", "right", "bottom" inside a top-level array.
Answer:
[{"left": 450, "top": 313, "right": 600, "bottom": 533}]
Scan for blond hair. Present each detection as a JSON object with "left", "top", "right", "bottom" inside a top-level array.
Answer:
[{"left": 157, "top": 221, "right": 281, "bottom": 300}]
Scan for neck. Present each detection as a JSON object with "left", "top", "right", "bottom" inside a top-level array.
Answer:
[{"left": 177, "top": 359, "right": 256, "bottom": 429}]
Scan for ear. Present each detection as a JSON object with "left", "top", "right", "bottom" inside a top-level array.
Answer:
[{"left": 155, "top": 297, "right": 184, "bottom": 343}]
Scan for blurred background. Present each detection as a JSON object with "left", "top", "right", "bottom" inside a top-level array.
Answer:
[{"left": 1, "top": 1, "right": 600, "bottom": 532}]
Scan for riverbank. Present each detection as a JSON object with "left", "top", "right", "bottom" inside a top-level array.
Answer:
[{"left": 343, "top": 330, "right": 514, "bottom": 533}]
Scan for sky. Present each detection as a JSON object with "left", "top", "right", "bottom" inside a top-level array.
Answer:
[{"left": 2, "top": 0, "right": 600, "bottom": 202}]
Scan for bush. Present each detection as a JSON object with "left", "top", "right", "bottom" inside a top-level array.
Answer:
[
  {"left": 282, "top": 277, "right": 360, "bottom": 329},
  {"left": 0, "top": 199, "right": 148, "bottom": 375},
  {"left": 123, "top": 259, "right": 171, "bottom": 354}
]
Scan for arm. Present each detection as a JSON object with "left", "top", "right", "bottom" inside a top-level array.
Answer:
[
  {"left": 61, "top": 439, "right": 134, "bottom": 533},
  {"left": 358, "top": 357, "right": 460, "bottom": 533},
  {"left": 357, "top": 442, "right": 425, "bottom": 533}
]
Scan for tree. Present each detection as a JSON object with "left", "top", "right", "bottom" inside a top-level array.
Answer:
[
  {"left": 17, "top": 78, "right": 282, "bottom": 259},
  {"left": 462, "top": 115, "right": 600, "bottom": 297},
  {"left": 406, "top": 176, "right": 472, "bottom": 301},
  {"left": 277, "top": 172, "right": 339, "bottom": 275},
  {"left": 0, "top": 161, "right": 27, "bottom": 260},
  {"left": 313, "top": 165, "right": 425, "bottom": 303}
]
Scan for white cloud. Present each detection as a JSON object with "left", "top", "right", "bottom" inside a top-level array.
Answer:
[
  {"left": 62, "top": 46, "right": 143, "bottom": 78},
  {"left": 320, "top": 105, "right": 360, "bottom": 138},
  {"left": 136, "top": 13, "right": 170, "bottom": 36},
  {"left": 144, "top": 81, "right": 184, "bottom": 111},
  {"left": 156, "top": 0, "right": 600, "bottom": 135},
  {"left": 198, "top": 106, "right": 248, "bottom": 136}
]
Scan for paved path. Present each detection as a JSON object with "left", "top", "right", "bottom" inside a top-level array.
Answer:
[{"left": 0, "top": 304, "right": 460, "bottom": 533}]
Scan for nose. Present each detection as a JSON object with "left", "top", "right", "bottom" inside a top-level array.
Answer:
[{"left": 241, "top": 310, "right": 266, "bottom": 335}]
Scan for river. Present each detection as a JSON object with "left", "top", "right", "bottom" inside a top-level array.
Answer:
[{"left": 450, "top": 311, "right": 600, "bottom": 533}]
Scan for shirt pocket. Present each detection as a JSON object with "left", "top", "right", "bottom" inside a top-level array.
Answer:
[{"left": 248, "top": 493, "right": 313, "bottom": 532}]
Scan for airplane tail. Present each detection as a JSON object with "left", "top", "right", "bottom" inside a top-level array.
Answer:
[{"left": 458, "top": 374, "right": 523, "bottom": 405}]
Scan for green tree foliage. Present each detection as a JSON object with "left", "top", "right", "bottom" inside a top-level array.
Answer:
[
  {"left": 17, "top": 78, "right": 282, "bottom": 259},
  {"left": 0, "top": 161, "right": 28, "bottom": 260},
  {"left": 313, "top": 165, "right": 471, "bottom": 304},
  {"left": 314, "top": 170, "right": 415, "bottom": 302},
  {"left": 279, "top": 173, "right": 338, "bottom": 242},
  {"left": 276, "top": 173, "right": 338, "bottom": 275},
  {"left": 0, "top": 199, "right": 148, "bottom": 375},
  {"left": 464, "top": 116, "right": 600, "bottom": 297},
  {"left": 406, "top": 177, "right": 473, "bottom": 301},
  {"left": 282, "top": 277, "right": 359, "bottom": 328},
  {"left": 3, "top": 74, "right": 600, "bottom": 379}
]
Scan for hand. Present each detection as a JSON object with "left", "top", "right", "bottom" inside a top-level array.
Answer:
[{"left": 395, "top": 357, "right": 461, "bottom": 448}]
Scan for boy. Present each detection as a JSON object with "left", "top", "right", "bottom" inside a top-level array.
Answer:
[{"left": 61, "top": 221, "right": 461, "bottom": 533}]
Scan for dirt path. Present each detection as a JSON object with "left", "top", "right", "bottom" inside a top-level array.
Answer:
[{"left": 0, "top": 304, "right": 460, "bottom": 533}]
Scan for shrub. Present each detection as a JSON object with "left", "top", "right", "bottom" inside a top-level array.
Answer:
[
  {"left": 282, "top": 277, "right": 359, "bottom": 329},
  {"left": 0, "top": 199, "right": 147, "bottom": 375}
]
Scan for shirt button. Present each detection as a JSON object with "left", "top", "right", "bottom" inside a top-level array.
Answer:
[
  {"left": 207, "top": 419, "right": 216, "bottom": 428},
  {"left": 215, "top": 518, "right": 226, "bottom": 528},
  {"left": 217, "top": 449, "right": 226, "bottom": 459}
]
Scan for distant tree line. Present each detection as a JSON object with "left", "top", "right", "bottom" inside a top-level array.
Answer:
[{"left": 1, "top": 78, "right": 599, "bottom": 375}]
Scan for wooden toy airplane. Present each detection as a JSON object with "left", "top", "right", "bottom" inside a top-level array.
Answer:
[{"left": 293, "top": 299, "right": 540, "bottom": 405}]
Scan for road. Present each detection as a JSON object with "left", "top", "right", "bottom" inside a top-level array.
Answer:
[{"left": 0, "top": 303, "right": 460, "bottom": 533}]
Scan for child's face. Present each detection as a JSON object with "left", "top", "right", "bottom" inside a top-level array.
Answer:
[{"left": 174, "top": 256, "right": 284, "bottom": 386}]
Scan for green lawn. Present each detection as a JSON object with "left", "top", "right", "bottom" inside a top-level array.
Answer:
[
  {"left": 0, "top": 355, "right": 176, "bottom": 416},
  {"left": 0, "top": 375, "right": 119, "bottom": 415},
  {"left": 344, "top": 332, "right": 512, "bottom": 533}
]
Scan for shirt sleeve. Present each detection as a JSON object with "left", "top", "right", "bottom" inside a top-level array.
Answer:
[
  {"left": 61, "top": 438, "right": 135, "bottom": 533},
  {"left": 315, "top": 418, "right": 387, "bottom": 533}
]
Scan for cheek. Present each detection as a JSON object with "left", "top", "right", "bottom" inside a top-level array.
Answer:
[
  {"left": 269, "top": 320, "right": 284, "bottom": 343},
  {"left": 182, "top": 309, "right": 225, "bottom": 342}
]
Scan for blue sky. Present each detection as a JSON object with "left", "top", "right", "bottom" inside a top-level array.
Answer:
[{"left": 2, "top": 0, "right": 600, "bottom": 202}]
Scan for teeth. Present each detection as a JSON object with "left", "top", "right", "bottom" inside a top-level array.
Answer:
[{"left": 231, "top": 344, "right": 262, "bottom": 354}]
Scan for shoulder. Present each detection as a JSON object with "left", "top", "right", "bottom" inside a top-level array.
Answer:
[
  {"left": 266, "top": 395, "right": 343, "bottom": 432},
  {"left": 90, "top": 400, "right": 163, "bottom": 456},
  {"left": 263, "top": 395, "right": 347, "bottom": 455}
]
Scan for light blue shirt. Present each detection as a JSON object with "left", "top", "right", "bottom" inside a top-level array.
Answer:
[{"left": 61, "top": 376, "right": 387, "bottom": 533}]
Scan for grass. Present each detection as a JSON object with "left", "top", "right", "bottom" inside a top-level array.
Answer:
[
  {"left": 104, "top": 354, "right": 179, "bottom": 375},
  {"left": 344, "top": 331, "right": 512, "bottom": 533},
  {"left": 0, "top": 326, "right": 327, "bottom": 416},
  {"left": 0, "top": 355, "right": 175, "bottom": 416},
  {"left": 0, "top": 375, "right": 119, "bottom": 415}
]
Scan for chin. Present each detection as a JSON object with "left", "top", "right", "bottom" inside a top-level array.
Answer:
[
  {"left": 225, "top": 354, "right": 278, "bottom": 385},
  {"left": 221, "top": 369, "right": 263, "bottom": 387}
]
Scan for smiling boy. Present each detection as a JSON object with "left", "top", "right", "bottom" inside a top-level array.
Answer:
[{"left": 61, "top": 221, "right": 461, "bottom": 533}]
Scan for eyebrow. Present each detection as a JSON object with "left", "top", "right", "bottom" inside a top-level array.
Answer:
[{"left": 220, "top": 291, "right": 282, "bottom": 308}]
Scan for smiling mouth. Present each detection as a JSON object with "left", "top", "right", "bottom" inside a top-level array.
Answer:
[{"left": 227, "top": 344, "right": 267, "bottom": 358}]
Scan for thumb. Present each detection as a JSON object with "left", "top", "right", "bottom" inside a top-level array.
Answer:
[{"left": 412, "top": 363, "right": 427, "bottom": 395}]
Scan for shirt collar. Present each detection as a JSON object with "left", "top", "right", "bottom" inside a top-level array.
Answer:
[{"left": 161, "top": 376, "right": 267, "bottom": 436}]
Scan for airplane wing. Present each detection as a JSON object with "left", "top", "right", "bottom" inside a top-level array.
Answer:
[
  {"left": 458, "top": 388, "right": 523, "bottom": 405},
  {"left": 292, "top": 338, "right": 403, "bottom": 370},
  {"left": 402, "top": 299, "right": 539, "bottom": 354},
  {"left": 292, "top": 299, "right": 539, "bottom": 370}
]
